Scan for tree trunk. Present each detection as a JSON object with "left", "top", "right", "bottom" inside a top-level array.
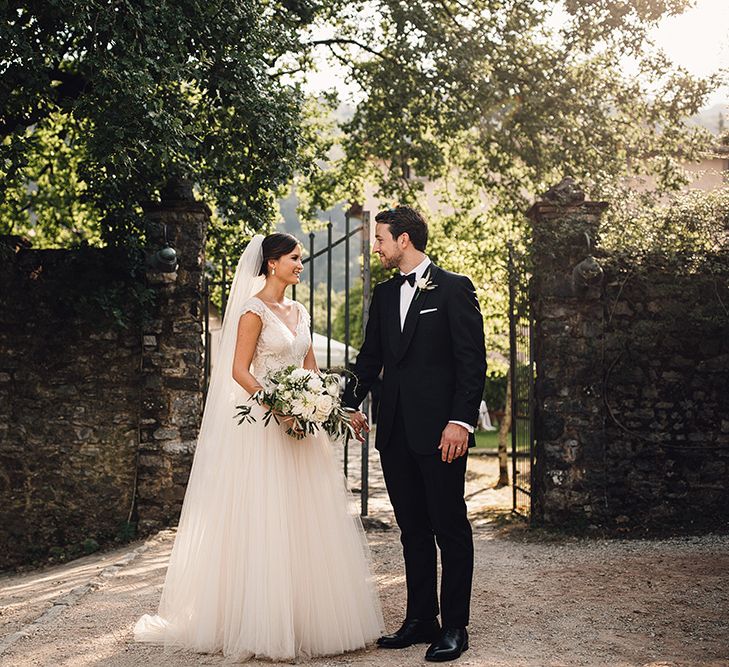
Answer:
[{"left": 495, "top": 367, "right": 512, "bottom": 489}]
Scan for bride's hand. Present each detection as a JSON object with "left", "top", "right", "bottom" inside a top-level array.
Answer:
[
  {"left": 261, "top": 402, "right": 303, "bottom": 439},
  {"left": 279, "top": 414, "right": 304, "bottom": 439}
]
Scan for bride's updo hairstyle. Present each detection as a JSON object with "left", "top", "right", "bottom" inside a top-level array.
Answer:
[{"left": 259, "top": 233, "right": 300, "bottom": 276}]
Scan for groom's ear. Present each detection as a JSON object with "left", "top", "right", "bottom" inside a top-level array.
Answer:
[{"left": 398, "top": 232, "right": 410, "bottom": 248}]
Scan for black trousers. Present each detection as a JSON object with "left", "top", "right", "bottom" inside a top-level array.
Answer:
[{"left": 379, "top": 403, "right": 474, "bottom": 627}]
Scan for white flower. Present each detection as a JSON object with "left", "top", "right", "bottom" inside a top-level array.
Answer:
[
  {"left": 291, "top": 397, "right": 316, "bottom": 420},
  {"left": 415, "top": 276, "right": 437, "bottom": 292},
  {"left": 302, "top": 389, "right": 318, "bottom": 404},
  {"left": 308, "top": 375, "right": 324, "bottom": 392},
  {"left": 314, "top": 394, "right": 334, "bottom": 420},
  {"left": 290, "top": 368, "right": 311, "bottom": 381},
  {"left": 325, "top": 381, "right": 339, "bottom": 397},
  {"left": 290, "top": 398, "right": 307, "bottom": 417}
]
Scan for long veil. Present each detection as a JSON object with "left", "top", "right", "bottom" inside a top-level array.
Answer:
[
  {"left": 135, "top": 235, "right": 265, "bottom": 644},
  {"left": 198, "top": 234, "right": 264, "bottom": 446}
]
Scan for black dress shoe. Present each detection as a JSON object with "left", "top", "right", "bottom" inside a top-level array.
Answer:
[
  {"left": 377, "top": 618, "right": 441, "bottom": 649},
  {"left": 425, "top": 627, "right": 469, "bottom": 662}
]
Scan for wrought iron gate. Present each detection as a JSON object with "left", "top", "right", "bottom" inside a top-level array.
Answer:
[
  {"left": 291, "top": 212, "right": 372, "bottom": 516},
  {"left": 203, "top": 211, "right": 372, "bottom": 516},
  {"left": 507, "top": 242, "right": 536, "bottom": 518}
]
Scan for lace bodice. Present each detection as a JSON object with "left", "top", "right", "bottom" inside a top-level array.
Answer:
[{"left": 241, "top": 296, "right": 311, "bottom": 383}]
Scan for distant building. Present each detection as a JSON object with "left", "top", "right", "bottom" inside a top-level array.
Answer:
[{"left": 684, "top": 145, "right": 729, "bottom": 190}]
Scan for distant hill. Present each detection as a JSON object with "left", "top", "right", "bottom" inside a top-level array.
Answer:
[
  {"left": 315, "top": 98, "right": 729, "bottom": 136},
  {"left": 689, "top": 102, "right": 728, "bottom": 135}
]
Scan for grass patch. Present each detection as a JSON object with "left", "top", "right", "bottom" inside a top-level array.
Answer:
[{"left": 474, "top": 429, "right": 503, "bottom": 449}]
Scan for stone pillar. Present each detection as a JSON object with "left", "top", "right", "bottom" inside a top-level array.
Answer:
[
  {"left": 527, "top": 179, "right": 608, "bottom": 527},
  {"left": 136, "top": 179, "right": 209, "bottom": 532}
]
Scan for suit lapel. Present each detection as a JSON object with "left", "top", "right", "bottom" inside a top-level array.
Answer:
[{"left": 396, "top": 264, "right": 439, "bottom": 362}]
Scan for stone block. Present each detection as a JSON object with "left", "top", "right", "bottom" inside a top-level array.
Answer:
[
  {"left": 172, "top": 474, "right": 192, "bottom": 492},
  {"left": 172, "top": 320, "right": 202, "bottom": 334},
  {"left": 153, "top": 427, "right": 180, "bottom": 440},
  {"left": 73, "top": 427, "right": 95, "bottom": 442},
  {"left": 161, "top": 364, "right": 189, "bottom": 379},
  {"left": 543, "top": 305, "right": 569, "bottom": 319},
  {"left": 161, "top": 439, "right": 196, "bottom": 454},
  {"left": 138, "top": 454, "right": 162, "bottom": 468}
]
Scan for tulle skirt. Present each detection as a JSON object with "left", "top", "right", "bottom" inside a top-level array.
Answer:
[{"left": 134, "top": 404, "right": 384, "bottom": 662}]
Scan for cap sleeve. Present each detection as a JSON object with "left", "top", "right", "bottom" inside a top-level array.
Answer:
[{"left": 240, "top": 297, "right": 266, "bottom": 321}]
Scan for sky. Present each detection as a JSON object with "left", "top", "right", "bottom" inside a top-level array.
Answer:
[
  {"left": 305, "top": 0, "right": 729, "bottom": 108},
  {"left": 647, "top": 0, "right": 728, "bottom": 106}
]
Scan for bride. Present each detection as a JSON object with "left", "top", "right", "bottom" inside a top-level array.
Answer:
[{"left": 135, "top": 233, "right": 384, "bottom": 661}]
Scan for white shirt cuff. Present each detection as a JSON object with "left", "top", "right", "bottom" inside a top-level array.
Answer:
[{"left": 449, "top": 420, "right": 474, "bottom": 434}]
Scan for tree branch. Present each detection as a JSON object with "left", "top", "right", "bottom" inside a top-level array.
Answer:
[
  {"left": 307, "top": 38, "right": 388, "bottom": 61},
  {"left": 269, "top": 65, "right": 309, "bottom": 79},
  {"left": 324, "top": 46, "right": 369, "bottom": 91},
  {"left": 434, "top": 0, "right": 465, "bottom": 30}
]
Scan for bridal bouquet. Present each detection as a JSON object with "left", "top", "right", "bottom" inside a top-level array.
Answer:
[{"left": 235, "top": 365, "right": 355, "bottom": 441}]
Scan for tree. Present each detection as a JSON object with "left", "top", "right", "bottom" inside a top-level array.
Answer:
[
  {"left": 322, "top": 0, "right": 717, "bottom": 206},
  {"left": 496, "top": 369, "right": 512, "bottom": 488},
  {"left": 300, "top": 0, "right": 720, "bottom": 362},
  {"left": 0, "top": 0, "right": 335, "bottom": 249}
]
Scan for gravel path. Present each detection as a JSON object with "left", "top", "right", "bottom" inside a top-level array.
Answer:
[{"left": 1, "top": 450, "right": 727, "bottom": 667}]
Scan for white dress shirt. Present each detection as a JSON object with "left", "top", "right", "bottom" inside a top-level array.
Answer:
[
  {"left": 399, "top": 256, "right": 432, "bottom": 330},
  {"left": 398, "top": 257, "right": 474, "bottom": 434}
]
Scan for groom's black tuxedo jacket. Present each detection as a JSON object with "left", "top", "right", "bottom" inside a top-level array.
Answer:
[{"left": 343, "top": 264, "right": 486, "bottom": 455}]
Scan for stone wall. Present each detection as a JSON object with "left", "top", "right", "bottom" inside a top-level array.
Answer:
[
  {"left": 0, "top": 246, "right": 143, "bottom": 567},
  {"left": 600, "top": 254, "right": 729, "bottom": 529},
  {"left": 0, "top": 184, "right": 209, "bottom": 568},
  {"left": 530, "top": 188, "right": 729, "bottom": 532}
]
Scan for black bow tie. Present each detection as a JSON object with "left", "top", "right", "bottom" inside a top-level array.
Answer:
[{"left": 395, "top": 273, "right": 416, "bottom": 287}]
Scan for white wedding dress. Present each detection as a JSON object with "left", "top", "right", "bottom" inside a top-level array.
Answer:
[{"left": 135, "top": 295, "right": 383, "bottom": 662}]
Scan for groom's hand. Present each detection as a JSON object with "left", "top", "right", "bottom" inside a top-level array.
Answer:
[
  {"left": 349, "top": 411, "right": 370, "bottom": 443},
  {"left": 439, "top": 423, "right": 468, "bottom": 463}
]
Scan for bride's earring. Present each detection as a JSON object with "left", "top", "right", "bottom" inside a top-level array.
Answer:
[{"left": 271, "top": 266, "right": 276, "bottom": 276}]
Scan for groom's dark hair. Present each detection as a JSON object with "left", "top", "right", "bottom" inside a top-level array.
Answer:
[{"left": 375, "top": 206, "right": 428, "bottom": 251}]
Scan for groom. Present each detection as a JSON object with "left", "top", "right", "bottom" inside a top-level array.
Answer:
[{"left": 344, "top": 206, "right": 486, "bottom": 662}]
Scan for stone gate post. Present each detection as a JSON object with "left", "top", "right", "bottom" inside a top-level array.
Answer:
[
  {"left": 136, "top": 179, "right": 209, "bottom": 532},
  {"left": 527, "top": 179, "right": 608, "bottom": 526}
]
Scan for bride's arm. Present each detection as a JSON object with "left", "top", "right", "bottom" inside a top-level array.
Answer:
[
  {"left": 302, "top": 343, "right": 319, "bottom": 373},
  {"left": 232, "top": 312, "right": 265, "bottom": 394}
]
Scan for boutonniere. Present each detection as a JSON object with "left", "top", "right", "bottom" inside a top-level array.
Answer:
[{"left": 414, "top": 274, "right": 438, "bottom": 298}]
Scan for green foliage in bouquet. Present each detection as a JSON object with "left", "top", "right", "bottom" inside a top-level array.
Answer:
[{"left": 235, "top": 365, "right": 356, "bottom": 442}]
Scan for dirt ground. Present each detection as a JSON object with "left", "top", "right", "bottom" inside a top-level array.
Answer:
[{"left": 1, "top": 452, "right": 727, "bottom": 667}]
